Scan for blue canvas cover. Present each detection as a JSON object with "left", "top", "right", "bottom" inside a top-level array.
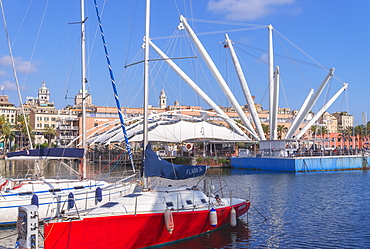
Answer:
[
  {"left": 144, "top": 144, "right": 207, "bottom": 180},
  {"left": 6, "top": 148, "right": 84, "bottom": 159}
]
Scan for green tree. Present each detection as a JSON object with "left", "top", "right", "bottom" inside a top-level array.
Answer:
[
  {"left": 344, "top": 126, "right": 354, "bottom": 148},
  {"left": 0, "top": 115, "right": 12, "bottom": 151},
  {"left": 317, "top": 126, "right": 328, "bottom": 136},
  {"left": 16, "top": 114, "right": 33, "bottom": 150},
  {"left": 261, "top": 124, "right": 270, "bottom": 140},
  {"left": 44, "top": 126, "right": 58, "bottom": 148},
  {"left": 354, "top": 124, "right": 365, "bottom": 148},
  {"left": 277, "top": 125, "right": 288, "bottom": 140},
  {"left": 2, "top": 122, "right": 14, "bottom": 152},
  {"left": 309, "top": 125, "right": 317, "bottom": 139}
]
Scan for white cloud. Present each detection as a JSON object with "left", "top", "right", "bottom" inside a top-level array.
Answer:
[
  {"left": 0, "top": 55, "right": 38, "bottom": 73},
  {"left": 259, "top": 53, "right": 268, "bottom": 63},
  {"left": 207, "top": 0, "right": 298, "bottom": 21},
  {"left": 0, "top": 70, "right": 7, "bottom": 77},
  {"left": 1, "top": 80, "right": 26, "bottom": 91}
]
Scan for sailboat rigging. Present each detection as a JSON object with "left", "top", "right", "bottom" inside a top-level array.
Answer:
[
  {"left": 42, "top": 1, "right": 250, "bottom": 248},
  {"left": 0, "top": 0, "right": 137, "bottom": 227}
]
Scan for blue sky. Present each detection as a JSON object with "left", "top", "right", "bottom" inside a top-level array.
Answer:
[{"left": 0, "top": 0, "right": 369, "bottom": 124}]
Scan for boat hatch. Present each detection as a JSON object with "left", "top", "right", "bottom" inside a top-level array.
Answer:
[
  {"left": 101, "top": 202, "right": 119, "bottom": 208},
  {"left": 166, "top": 202, "right": 174, "bottom": 207}
]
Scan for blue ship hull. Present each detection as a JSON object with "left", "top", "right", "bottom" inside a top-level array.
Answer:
[{"left": 231, "top": 155, "right": 370, "bottom": 172}]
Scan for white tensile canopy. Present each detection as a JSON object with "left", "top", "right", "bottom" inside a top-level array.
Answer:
[{"left": 88, "top": 120, "right": 249, "bottom": 145}]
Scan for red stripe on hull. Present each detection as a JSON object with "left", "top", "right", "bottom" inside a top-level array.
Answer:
[{"left": 44, "top": 201, "right": 250, "bottom": 249}]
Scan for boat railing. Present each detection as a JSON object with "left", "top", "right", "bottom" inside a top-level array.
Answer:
[{"left": 240, "top": 148, "right": 368, "bottom": 158}]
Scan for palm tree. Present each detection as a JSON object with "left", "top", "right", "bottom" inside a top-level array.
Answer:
[
  {"left": 366, "top": 122, "right": 370, "bottom": 148},
  {"left": 16, "top": 114, "right": 33, "bottom": 150},
  {"left": 2, "top": 123, "right": 14, "bottom": 152},
  {"left": 0, "top": 115, "right": 7, "bottom": 131},
  {"left": 317, "top": 126, "right": 328, "bottom": 136},
  {"left": 44, "top": 126, "right": 58, "bottom": 148},
  {"left": 354, "top": 124, "right": 365, "bottom": 148},
  {"left": 0, "top": 115, "right": 10, "bottom": 151},
  {"left": 344, "top": 126, "right": 354, "bottom": 149},
  {"left": 309, "top": 125, "right": 317, "bottom": 139},
  {"left": 338, "top": 128, "right": 348, "bottom": 149},
  {"left": 277, "top": 125, "right": 288, "bottom": 140},
  {"left": 261, "top": 124, "right": 270, "bottom": 140}
]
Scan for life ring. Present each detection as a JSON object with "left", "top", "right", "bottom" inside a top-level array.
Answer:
[{"left": 185, "top": 143, "right": 193, "bottom": 151}]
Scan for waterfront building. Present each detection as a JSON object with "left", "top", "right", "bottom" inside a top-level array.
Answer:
[
  {"left": 332, "top": 111, "right": 354, "bottom": 132},
  {"left": 159, "top": 89, "right": 167, "bottom": 109},
  {"left": 0, "top": 85, "right": 363, "bottom": 152},
  {"left": 29, "top": 108, "right": 79, "bottom": 146},
  {"left": 318, "top": 111, "right": 338, "bottom": 133},
  {"left": 0, "top": 95, "right": 17, "bottom": 126},
  {"left": 74, "top": 89, "right": 93, "bottom": 107},
  {"left": 25, "top": 81, "right": 54, "bottom": 109}
]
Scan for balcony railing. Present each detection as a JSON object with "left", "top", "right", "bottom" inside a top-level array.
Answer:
[{"left": 59, "top": 125, "right": 79, "bottom": 130}]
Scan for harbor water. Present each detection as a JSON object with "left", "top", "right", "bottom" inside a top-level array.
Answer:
[{"left": 1, "top": 165, "right": 370, "bottom": 248}]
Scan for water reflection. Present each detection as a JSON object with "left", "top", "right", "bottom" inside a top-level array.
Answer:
[
  {"left": 158, "top": 220, "right": 251, "bottom": 249},
  {"left": 1, "top": 163, "right": 370, "bottom": 248}
]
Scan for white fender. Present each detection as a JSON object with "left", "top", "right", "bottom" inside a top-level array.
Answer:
[
  {"left": 230, "top": 207, "right": 237, "bottom": 227},
  {"left": 164, "top": 208, "right": 174, "bottom": 234},
  {"left": 209, "top": 208, "right": 217, "bottom": 227}
]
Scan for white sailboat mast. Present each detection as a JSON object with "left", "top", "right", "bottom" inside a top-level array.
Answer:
[
  {"left": 143, "top": 0, "right": 151, "bottom": 187},
  {"left": 224, "top": 34, "right": 265, "bottom": 140},
  {"left": 295, "top": 83, "right": 348, "bottom": 139},
  {"left": 149, "top": 40, "right": 250, "bottom": 138},
  {"left": 180, "top": 15, "right": 259, "bottom": 140},
  {"left": 268, "top": 24, "right": 277, "bottom": 140},
  {"left": 81, "top": 0, "right": 87, "bottom": 179}
]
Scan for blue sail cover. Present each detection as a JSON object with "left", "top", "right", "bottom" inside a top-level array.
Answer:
[
  {"left": 5, "top": 148, "right": 84, "bottom": 160},
  {"left": 144, "top": 145, "right": 207, "bottom": 180}
]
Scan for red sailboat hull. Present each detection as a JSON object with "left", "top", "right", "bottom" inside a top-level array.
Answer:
[{"left": 44, "top": 201, "right": 250, "bottom": 249}]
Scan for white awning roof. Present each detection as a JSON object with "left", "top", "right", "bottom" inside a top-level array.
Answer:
[{"left": 88, "top": 120, "right": 249, "bottom": 144}]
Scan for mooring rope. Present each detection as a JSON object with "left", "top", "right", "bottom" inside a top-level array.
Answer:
[
  {"left": 251, "top": 203, "right": 268, "bottom": 222},
  {"left": 0, "top": 232, "right": 17, "bottom": 241}
]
